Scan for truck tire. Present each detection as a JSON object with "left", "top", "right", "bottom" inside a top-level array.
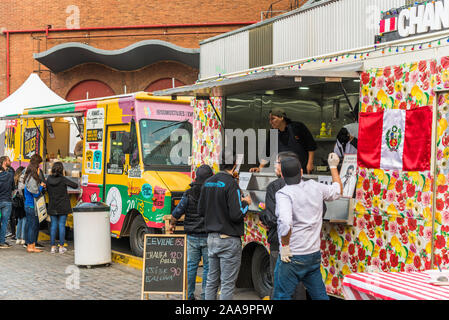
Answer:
[
  {"left": 129, "top": 215, "right": 160, "bottom": 257},
  {"left": 251, "top": 245, "right": 272, "bottom": 298}
]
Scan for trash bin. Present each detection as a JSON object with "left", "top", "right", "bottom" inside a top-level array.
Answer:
[{"left": 72, "top": 202, "right": 111, "bottom": 267}]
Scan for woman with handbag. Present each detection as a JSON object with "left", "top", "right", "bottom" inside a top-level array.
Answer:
[
  {"left": 12, "top": 166, "right": 26, "bottom": 245},
  {"left": 46, "top": 162, "right": 78, "bottom": 254},
  {"left": 23, "top": 161, "right": 45, "bottom": 253}
]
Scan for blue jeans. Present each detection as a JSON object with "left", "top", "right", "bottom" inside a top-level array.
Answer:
[
  {"left": 0, "top": 202, "right": 12, "bottom": 244},
  {"left": 16, "top": 217, "right": 26, "bottom": 240},
  {"left": 25, "top": 206, "right": 39, "bottom": 245},
  {"left": 273, "top": 251, "right": 329, "bottom": 300},
  {"left": 187, "top": 234, "right": 209, "bottom": 300},
  {"left": 50, "top": 215, "right": 67, "bottom": 246},
  {"left": 205, "top": 233, "right": 242, "bottom": 300}
]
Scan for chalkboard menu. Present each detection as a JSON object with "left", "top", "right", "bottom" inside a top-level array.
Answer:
[{"left": 141, "top": 234, "right": 187, "bottom": 299}]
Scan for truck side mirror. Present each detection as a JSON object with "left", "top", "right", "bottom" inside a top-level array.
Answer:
[{"left": 121, "top": 132, "right": 131, "bottom": 154}]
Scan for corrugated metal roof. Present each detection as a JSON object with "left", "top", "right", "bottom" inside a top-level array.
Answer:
[{"left": 199, "top": 0, "right": 337, "bottom": 45}]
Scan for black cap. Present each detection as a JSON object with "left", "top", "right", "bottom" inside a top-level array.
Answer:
[
  {"left": 195, "top": 165, "right": 214, "bottom": 184},
  {"left": 281, "top": 157, "right": 302, "bottom": 185}
]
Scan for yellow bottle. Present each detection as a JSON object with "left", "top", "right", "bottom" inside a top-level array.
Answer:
[{"left": 320, "top": 122, "right": 327, "bottom": 137}]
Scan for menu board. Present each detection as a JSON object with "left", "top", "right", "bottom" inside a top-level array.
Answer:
[{"left": 141, "top": 234, "right": 187, "bottom": 299}]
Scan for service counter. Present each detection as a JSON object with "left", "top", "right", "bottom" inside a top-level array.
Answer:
[{"left": 240, "top": 171, "right": 354, "bottom": 224}]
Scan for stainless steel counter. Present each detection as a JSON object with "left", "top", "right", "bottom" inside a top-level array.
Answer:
[{"left": 239, "top": 172, "right": 353, "bottom": 224}]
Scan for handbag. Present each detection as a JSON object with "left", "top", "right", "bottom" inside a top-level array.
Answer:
[{"left": 34, "top": 195, "right": 48, "bottom": 223}]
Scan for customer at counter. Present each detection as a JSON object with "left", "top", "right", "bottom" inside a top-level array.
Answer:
[
  {"left": 273, "top": 153, "right": 342, "bottom": 300},
  {"left": 260, "top": 151, "right": 307, "bottom": 300},
  {"left": 250, "top": 107, "right": 317, "bottom": 174}
]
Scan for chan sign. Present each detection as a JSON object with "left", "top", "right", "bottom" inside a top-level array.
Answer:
[{"left": 376, "top": 0, "right": 449, "bottom": 43}]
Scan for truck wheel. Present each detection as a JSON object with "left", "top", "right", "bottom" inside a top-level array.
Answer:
[
  {"left": 251, "top": 246, "right": 272, "bottom": 298},
  {"left": 129, "top": 215, "right": 160, "bottom": 257}
]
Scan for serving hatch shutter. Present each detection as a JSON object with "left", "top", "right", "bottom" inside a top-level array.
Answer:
[{"left": 249, "top": 23, "right": 273, "bottom": 69}]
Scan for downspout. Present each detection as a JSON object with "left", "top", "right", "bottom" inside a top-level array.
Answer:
[{"left": 6, "top": 31, "right": 9, "bottom": 96}]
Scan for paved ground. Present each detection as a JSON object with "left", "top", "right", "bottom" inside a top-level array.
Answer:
[
  {"left": 0, "top": 239, "right": 146, "bottom": 300},
  {"left": 0, "top": 238, "right": 259, "bottom": 300}
]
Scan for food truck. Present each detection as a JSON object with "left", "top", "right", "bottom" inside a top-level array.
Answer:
[
  {"left": 153, "top": 1, "right": 449, "bottom": 298},
  {"left": 3, "top": 92, "right": 193, "bottom": 257}
]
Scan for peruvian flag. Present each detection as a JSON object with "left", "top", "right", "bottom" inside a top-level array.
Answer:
[{"left": 357, "top": 106, "right": 432, "bottom": 171}]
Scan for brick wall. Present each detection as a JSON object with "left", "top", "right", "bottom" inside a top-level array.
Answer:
[{"left": 0, "top": 0, "right": 296, "bottom": 100}]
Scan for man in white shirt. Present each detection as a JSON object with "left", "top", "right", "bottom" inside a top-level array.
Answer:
[{"left": 273, "top": 153, "right": 342, "bottom": 300}]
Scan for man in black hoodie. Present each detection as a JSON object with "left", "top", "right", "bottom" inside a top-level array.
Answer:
[
  {"left": 0, "top": 156, "right": 15, "bottom": 248},
  {"left": 198, "top": 151, "right": 251, "bottom": 300}
]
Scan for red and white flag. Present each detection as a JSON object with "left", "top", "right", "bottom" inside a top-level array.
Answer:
[
  {"left": 379, "top": 17, "right": 397, "bottom": 34},
  {"left": 357, "top": 106, "right": 432, "bottom": 171}
]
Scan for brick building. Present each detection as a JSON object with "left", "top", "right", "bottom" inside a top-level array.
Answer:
[{"left": 0, "top": 0, "right": 304, "bottom": 101}]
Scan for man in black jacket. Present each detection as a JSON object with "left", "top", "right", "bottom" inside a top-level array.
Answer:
[
  {"left": 170, "top": 164, "right": 214, "bottom": 300},
  {"left": 198, "top": 151, "right": 252, "bottom": 300},
  {"left": 260, "top": 151, "right": 307, "bottom": 300}
]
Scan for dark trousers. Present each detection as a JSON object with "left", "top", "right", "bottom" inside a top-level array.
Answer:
[{"left": 270, "top": 249, "right": 307, "bottom": 300}]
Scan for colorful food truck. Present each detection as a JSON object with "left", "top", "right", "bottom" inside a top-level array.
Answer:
[
  {"left": 154, "top": 3, "right": 449, "bottom": 298},
  {"left": 3, "top": 92, "right": 193, "bottom": 257}
]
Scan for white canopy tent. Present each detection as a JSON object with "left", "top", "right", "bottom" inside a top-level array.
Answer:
[
  {"left": 0, "top": 73, "right": 67, "bottom": 117},
  {"left": 0, "top": 73, "right": 79, "bottom": 156}
]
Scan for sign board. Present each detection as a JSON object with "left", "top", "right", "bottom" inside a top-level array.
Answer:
[
  {"left": 141, "top": 234, "right": 187, "bottom": 299},
  {"left": 85, "top": 108, "right": 105, "bottom": 174},
  {"left": 340, "top": 154, "right": 357, "bottom": 198},
  {"left": 376, "top": 1, "right": 449, "bottom": 43},
  {"left": 23, "top": 127, "right": 40, "bottom": 160}
]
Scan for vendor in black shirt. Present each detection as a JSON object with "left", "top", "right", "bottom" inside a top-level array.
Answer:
[{"left": 250, "top": 107, "right": 317, "bottom": 174}]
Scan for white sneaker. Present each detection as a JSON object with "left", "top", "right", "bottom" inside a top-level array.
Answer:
[
  {"left": 16, "top": 239, "right": 21, "bottom": 245},
  {"left": 20, "top": 240, "right": 25, "bottom": 245},
  {"left": 51, "top": 246, "right": 57, "bottom": 254},
  {"left": 59, "top": 246, "right": 67, "bottom": 254}
]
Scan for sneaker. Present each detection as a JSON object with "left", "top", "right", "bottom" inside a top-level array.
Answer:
[
  {"left": 51, "top": 246, "right": 57, "bottom": 254},
  {"left": 5, "top": 232, "right": 12, "bottom": 238},
  {"left": 16, "top": 239, "right": 21, "bottom": 245},
  {"left": 59, "top": 246, "right": 67, "bottom": 254},
  {"left": 35, "top": 243, "right": 44, "bottom": 249},
  {"left": 0, "top": 243, "right": 11, "bottom": 249},
  {"left": 23, "top": 244, "right": 27, "bottom": 248},
  {"left": 20, "top": 240, "right": 25, "bottom": 245}
]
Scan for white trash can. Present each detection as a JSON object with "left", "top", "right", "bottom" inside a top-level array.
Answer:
[{"left": 72, "top": 202, "right": 111, "bottom": 267}]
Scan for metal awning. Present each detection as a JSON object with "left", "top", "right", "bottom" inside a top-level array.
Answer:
[
  {"left": 153, "top": 62, "right": 363, "bottom": 97},
  {"left": 34, "top": 40, "right": 200, "bottom": 73}
]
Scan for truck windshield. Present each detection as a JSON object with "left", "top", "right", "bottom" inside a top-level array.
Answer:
[{"left": 140, "top": 119, "right": 192, "bottom": 166}]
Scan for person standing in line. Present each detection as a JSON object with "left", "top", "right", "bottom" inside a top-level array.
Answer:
[
  {"left": 12, "top": 166, "right": 26, "bottom": 245},
  {"left": 260, "top": 151, "right": 307, "bottom": 300},
  {"left": 46, "top": 162, "right": 78, "bottom": 254},
  {"left": 23, "top": 160, "right": 45, "bottom": 253},
  {"left": 198, "top": 152, "right": 252, "bottom": 300},
  {"left": 169, "top": 164, "right": 214, "bottom": 300},
  {"left": 29, "top": 154, "right": 46, "bottom": 249},
  {"left": 0, "top": 156, "right": 15, "bottom": 248},
  {"left": 273, "top": 153, "right": 342, "bottom": 300}
]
